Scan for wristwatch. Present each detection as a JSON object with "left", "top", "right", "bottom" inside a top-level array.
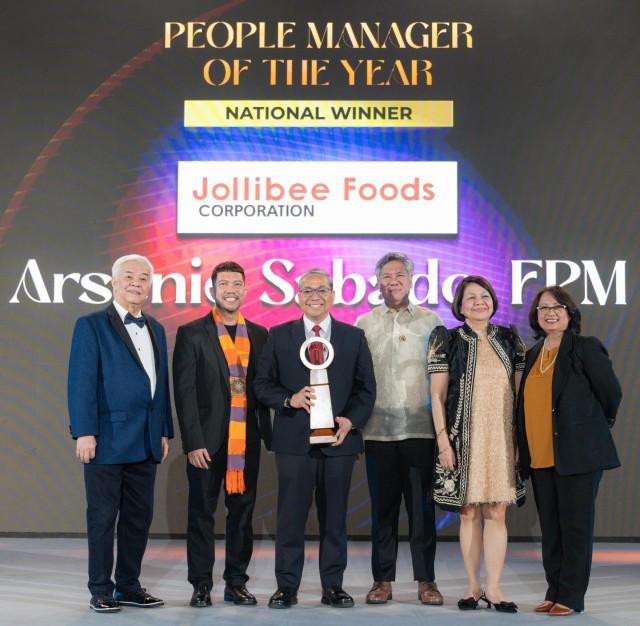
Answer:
[{"left": 283, "top": 396, "right": 292, "bottom": 408}]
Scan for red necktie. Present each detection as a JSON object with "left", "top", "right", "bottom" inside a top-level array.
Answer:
[{"left": 310, "top": 324, "right": 324, "bottom": 365}]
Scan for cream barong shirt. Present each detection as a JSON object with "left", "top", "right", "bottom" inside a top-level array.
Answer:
[{"left": 356, "top": 303, "right": 442, "bottom": 441}]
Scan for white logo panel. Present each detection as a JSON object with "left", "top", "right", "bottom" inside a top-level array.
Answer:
[{"left": 177, "top": 161, "right": 457, "bottom": 235}]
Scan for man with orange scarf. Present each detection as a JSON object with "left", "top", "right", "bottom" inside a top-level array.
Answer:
[{"left": 173, "top": 261, "right": 271, "bottom": 607}]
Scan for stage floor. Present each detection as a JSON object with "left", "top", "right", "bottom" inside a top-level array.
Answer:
[{"left": 0, "top": 538, "right": 638, "bottom": 625}]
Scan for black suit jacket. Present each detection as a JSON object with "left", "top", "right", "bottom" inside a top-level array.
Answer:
[
  {"left": 516, "top": 331, "right": 622, "bottom": 477},
  {"left": 253, "top": 316, "right": 376, "bottom": 456},
  {"left": 173, "top": 313, "right": 271, "bottom": 455}
]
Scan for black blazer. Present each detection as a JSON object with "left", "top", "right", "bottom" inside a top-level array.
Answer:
[
  {"left": 516, "top": 332, "right": 622, "bottom": 478},
  {"left": 253, "top": 316, "right": 376, "bottom": 456},
  {"left": 173, "top": 313, "right": 272, "bottom": 455}
]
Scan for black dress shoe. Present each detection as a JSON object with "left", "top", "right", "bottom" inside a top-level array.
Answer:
[
  {"left": 224, "top": 584, "right": 257, "bottom": 605},
  {"left": 190, "top": 583, "right": 212, "bottom": 608},
  {"left": 457, "top": 595, "right": 479, "bottom": 610},
  {"left": 90, "top": 594, "right": 120, "bottom": 612},
  {"left": 480, "top": 593, "right": 518, "bottom": 613},
  {"left": 115, "top": 588, "right": 163, "bottom": 608},
  {"left": 268, "top": 588, "right": 297, "bottom": 609},
  {"left": 321, "top": 586, "right": 354, "bottom": 608}
]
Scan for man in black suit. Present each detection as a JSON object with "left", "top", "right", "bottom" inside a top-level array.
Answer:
[
  {"left": 173, "top": 261, "right": 271, "bottom": 607},
  {"left": 254, "top": 268, "right": 376, "bottom": 609}
]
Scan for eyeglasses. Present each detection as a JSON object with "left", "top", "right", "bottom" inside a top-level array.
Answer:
[
  {"left": 299, "top": 287, "right": 332, "bottom": 297},
  {"left": 536, "top": 305, "right": 567, "bottom": 313}
]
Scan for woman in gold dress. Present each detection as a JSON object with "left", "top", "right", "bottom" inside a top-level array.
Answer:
[{"left": 428, "top": 276, "right": 525, "bottom": 612}]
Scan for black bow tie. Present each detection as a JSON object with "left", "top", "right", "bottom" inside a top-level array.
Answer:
[{"left": 124, "top": 313, "right": 146, "bottom": 328}]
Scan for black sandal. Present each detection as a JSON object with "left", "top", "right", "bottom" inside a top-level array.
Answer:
[
  {"left": 458, "top": 595, "right": 479, "bottom": 610},
  {"left": 480, "top": 592, "right": 518, "bottom": 613}
]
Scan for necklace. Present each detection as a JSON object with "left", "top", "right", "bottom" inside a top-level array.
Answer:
[{"left": 538, "top": 338, "right": 559, "bottom": 374}]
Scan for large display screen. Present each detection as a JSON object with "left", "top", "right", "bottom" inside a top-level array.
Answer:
[{"left": 1, "top": 1, "right": 637, "bottom": 538}]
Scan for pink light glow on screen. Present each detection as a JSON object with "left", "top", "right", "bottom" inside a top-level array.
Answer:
[{"left": 107, "top": 127, "right": 536, "bottom": 340}]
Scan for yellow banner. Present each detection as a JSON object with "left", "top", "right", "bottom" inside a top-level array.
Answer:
[{"left": 184, "top": 100, "right": 453, "bottom": 128}]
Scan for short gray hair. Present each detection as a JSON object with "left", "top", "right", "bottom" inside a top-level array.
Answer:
[
  {"left": 298, "top": 268, "right": 333, "bottom": 289},
  {"left": 112, "top": 254, "right": 154, "bottom": 280},
  {"left": 375, "top": 252, "right": 414, "bottom": 280}
]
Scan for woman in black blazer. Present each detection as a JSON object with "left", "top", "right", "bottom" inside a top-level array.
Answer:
[{"left": 516, "top": 286, "right": 622, "bottom": 616}]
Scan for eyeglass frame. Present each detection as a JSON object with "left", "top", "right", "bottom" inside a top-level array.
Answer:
[{"left": 298, "top": 286, "right": 333, "bottom": 297}]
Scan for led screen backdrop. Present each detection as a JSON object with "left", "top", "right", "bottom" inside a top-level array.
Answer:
[{"left": 1, "top": 1, "right": 637, "bottom": 538}]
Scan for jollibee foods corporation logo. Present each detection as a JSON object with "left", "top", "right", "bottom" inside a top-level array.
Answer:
[{"left": 177, "top": 161, "right": 457, "bottom": 235}]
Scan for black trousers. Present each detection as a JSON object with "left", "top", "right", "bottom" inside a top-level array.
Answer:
[
  {"left": 365, "top": 438, "right": 437, "bottom": 582},
  {"left": 530, "top": 467, "right": 603, "bottom": 612},
  {"left": 84, "top": 458, "right": 156, "bottom": 597},
  {"left": 186, "top": 435, "right": 261, "bottom": 590},
  {"left": 275, "top": 452, "right": 355, "bottom": 592}
]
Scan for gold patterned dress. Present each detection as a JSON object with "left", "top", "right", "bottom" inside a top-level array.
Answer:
[{"left": 464, "top": 331, "right": 516, "bottom": 505}]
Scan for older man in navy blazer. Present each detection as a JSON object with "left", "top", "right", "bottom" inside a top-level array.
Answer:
[
  {"left": 68, "top": 254, "right": 173, "bottom": 613},
  {"left": 254, "top": 268, "right": 376, "bottom": 609}
]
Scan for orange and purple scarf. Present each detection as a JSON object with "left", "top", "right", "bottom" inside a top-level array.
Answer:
[{"left": 213, "top": 306, "right": 250, "bottom": 494}]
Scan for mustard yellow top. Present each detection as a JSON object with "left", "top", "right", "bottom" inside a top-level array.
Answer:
[{"left": 523, "top": 345, "right": 558, "bottom": 468}]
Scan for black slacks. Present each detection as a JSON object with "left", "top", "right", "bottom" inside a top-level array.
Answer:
[
  {"left": 365, "top": 438, "right": 437, "bottom": 582},
  {"left": 186, "top": 433, "right": 261, "bottom": 589},
  {"left": 530, "top": 467, "right": 602, "bottom": 612},
  {"left": 84, "top": 458, "right": 157, "bottom": 596},
  {"left": 275, "top": 452, "right": 355, "bottom": 591}
]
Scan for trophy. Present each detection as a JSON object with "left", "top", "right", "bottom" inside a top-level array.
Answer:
[{"left": 299, "top": 336, "right": 337, "bottom": 444}]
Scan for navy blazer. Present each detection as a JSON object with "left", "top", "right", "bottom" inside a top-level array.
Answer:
[
  {"left": 253, "top": 316, "right": 376, "bottom": 456},
  {"left": 516, "top": 331, "right": 622, "bottom": 477},
  {"left": 68, "top": 304, "right": 174, "bottom": 464}
]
